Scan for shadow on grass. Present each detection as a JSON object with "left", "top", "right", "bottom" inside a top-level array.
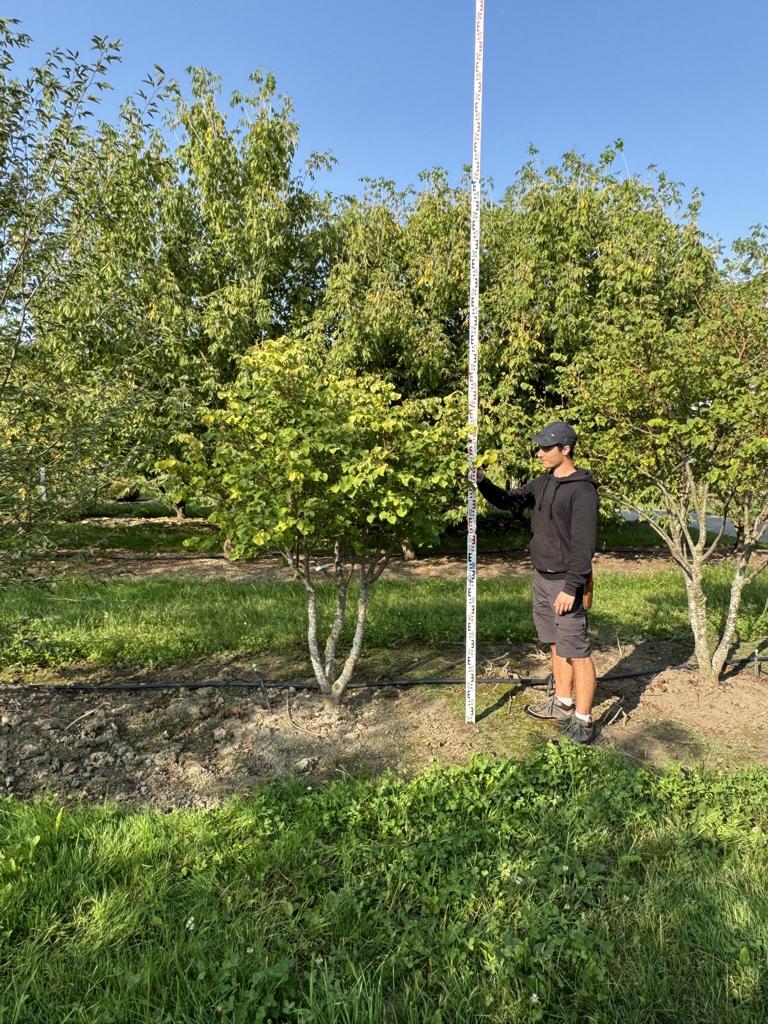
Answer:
[
  {"left": 590, "top": 636, "right": 691, "bottom": 716},
  {"left": 3, "top": 750, "right": 767, "bottom": 1022},
  {"left": 603, "top": 718, "right": 711, "bottom": 765},
  {"left": 475, "top": 686, "right": 518, "bottom": 722}
]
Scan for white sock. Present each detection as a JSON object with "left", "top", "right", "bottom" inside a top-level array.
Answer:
[
  {"left": 557, "top": 695, "right": 573, "bottom": 707},
  {"left": 575, "top": 711, "right": 591, "bottom": 723}
]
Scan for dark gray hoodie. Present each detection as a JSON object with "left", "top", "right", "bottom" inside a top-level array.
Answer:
[{"left": 478, "top": 469, "right": 598, "bottom": 596}]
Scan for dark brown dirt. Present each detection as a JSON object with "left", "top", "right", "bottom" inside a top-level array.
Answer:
[
  {"left": 48, "top": 545, "right": 683, "bottom": 584},
  {"left": 600, "top": 664, "right": 768, "bottom": 767},
  {"left": 4, "top": 547, "right": 768, "bottom": 809},
  {"left": 0, "top": 680, "right": 470, "bottom": 811},
  {"left": 2, "top": 639, "right": 766, "bottom": 811}
]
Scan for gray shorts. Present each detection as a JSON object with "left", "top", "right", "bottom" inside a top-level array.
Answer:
[{"left": 532, "top": 570, "right": 591, "bottom": 659}]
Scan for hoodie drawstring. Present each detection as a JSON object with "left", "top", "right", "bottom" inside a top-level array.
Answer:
[{"left": 537, "top": 474, "right": 557, "bottom": 519}]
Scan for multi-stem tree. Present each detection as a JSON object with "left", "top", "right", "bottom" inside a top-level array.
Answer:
[
  {"left": 169, "top": 338, "right": 462, "bottom": 702},
  {"left": 568, "top": 230, "right": 768, "bottom": 682}
]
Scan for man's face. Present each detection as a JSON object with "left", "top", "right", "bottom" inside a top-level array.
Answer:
[{"left": 536, "top": 443, "right": 569, "bottom": 469}]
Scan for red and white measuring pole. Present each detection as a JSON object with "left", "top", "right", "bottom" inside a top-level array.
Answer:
[{"left": 466, "top": 0, "right": 484, "bottom": 724}]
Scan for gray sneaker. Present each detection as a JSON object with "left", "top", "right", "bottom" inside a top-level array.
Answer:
[
  {"left": 524, "top": 694, "right": 575, "bottom": 722},
  {"left": 555, "top": 715, "right": 595, "bottom": 745}
]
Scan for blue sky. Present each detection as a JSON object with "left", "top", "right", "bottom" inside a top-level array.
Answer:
[{"left": 13, "top": 0, "right": 767, "bottom": 247}]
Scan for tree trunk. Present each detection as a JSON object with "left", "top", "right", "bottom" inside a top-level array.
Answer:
[
  {"left": 329, "top": 576, "right": 369, "bottom": 703},
  {"left": 710, "top": 542, "right": 755, "bottom": 680},
  {"left": 324, "top": 573, "right": 350, "bottom": 681},
  {"left": 684, "top": 564, "right": 714, "bottom": 684},
  {"left": 618, "top": 489, "right": 768, "bottom": 687},
  {"left": 288, "top": 550, "right": 390, "bottom": 705},
  {"left": 304, "top": 578, "right": 330, "bottom": 694}
]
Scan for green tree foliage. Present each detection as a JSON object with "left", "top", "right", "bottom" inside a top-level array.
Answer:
[
  {"left": 169, "top": 338, "right": 463, "bottom": 701},
  {"left": 168, "top": 68, "right": 333, "bottom": 349},
  {"left": 567, "top": 228, "right": 768, "bottom": 682},
  {"left": 312, "top": 172, "right": 470, "bottom": 396},
  {"left": 46, "top": 67, "right": 335, "bottom": 487},
  {"left": 0, "top": 21, "right": 147, "bottom": 576},
  {"left": 480, "top": 144, "right": 718, "bottom": 475}
]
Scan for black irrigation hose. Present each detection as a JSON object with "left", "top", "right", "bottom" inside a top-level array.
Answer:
[
  {"left": 5, "top": 676, "right": 526, "bottom": 695},
  {"left": 2, "top": 656, "right": 765, "bottom": 696}
]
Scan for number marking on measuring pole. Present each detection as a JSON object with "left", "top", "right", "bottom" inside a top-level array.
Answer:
[{"left": 466, "top": 0, "right": 484, "bottom": 725}]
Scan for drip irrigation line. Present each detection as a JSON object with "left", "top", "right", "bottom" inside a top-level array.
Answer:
[
  {"left": 2, "top": 656, "right": 764, "bottom": 696},
  {"left": 6, "top": 676, "right": 525, "bottom": 695}
]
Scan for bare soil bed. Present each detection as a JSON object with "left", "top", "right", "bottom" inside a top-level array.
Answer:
[
  {"left": 50, "top": 544, "right": 677, "bottom": 583},
  {"left": 4, "top": 548, "right": 767, "bottom": 809},
  {"left": 2, "top": 641, "right": 766, "bottom": 812}
]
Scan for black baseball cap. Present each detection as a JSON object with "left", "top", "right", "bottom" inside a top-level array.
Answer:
[{"left": 530, "top": 421, "right": 577, "bottom": 447}]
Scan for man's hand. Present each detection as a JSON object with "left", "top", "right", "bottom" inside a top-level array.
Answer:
[
  {"left": 476, "top": 466, "right": 485, "bottom": 482},
  {"left": 553, "top": 591, "right": 575, "bottom": 615}
]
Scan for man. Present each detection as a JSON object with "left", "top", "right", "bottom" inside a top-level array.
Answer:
[{"left": 476, "top": 421, "right": 599, "bottom": 744}]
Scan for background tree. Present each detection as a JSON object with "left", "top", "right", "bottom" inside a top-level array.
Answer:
[
  {"left": 312, "top": 172, "right": 470, "bottom": 397},
  {"left": 0, "top": 20, "right": 146, "bottom": 576},
  {"left": 566, "top": 228, "right": 768, "bottom": 683},
  {"left": 47, "top": 67, "right": 335, "bottom": 502},
  {"left": 169, "top": 338, "right": 463, "bottom": 702},
  {"left": 480, "top": 144, "right": 717, "bottom": 476}
]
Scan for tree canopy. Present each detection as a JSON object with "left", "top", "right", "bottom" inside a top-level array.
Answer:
[
  {"left": 0, "top": 21, "right": 147, "bottom": 575},
  {"left": 168, "top": 337, "right": 462, "bottom": 700},
  {"left": 567, "top": 231, "right": 768, "bottom": 681},
  {"left": 3, "top": 16, "right": 766, "bottom": 685}
]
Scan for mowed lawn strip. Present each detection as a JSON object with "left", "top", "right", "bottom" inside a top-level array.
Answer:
[
  {"left": 1, "top": 748, "right": 767, "bottom": 1023},
  {"left": 41, "top": 520, "right": 222, "bottom": 554},
  {"left": 2, "top": 569, "right": 767, "bottom": 670},
  {"left": 33, "top": 514, "right": 703, "bottom": 557}
]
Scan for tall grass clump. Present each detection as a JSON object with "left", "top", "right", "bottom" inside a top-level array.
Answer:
[{"left": 1, "top": 747, "right": 767, "bottom": 1021}]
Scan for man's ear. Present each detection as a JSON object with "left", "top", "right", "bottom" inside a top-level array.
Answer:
[{"left": 561, "top": 444, "right": 572, "bottom": 458}]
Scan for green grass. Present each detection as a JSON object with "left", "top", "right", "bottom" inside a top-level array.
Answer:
[
  {"left": 71, "top": 493, "right": 718, "bottom": 552},
  {"left": 1, "top": 749, "right": 767, "bottom": 1022},
  {"left": 2, "top": 568, "right": 767, "bottom": 670},
  {"left": 42, "top": 520, "right": 222, "bottom": 554},
  {"left": 435, "top": 515, "right": 753, "bottom": 555},
  {"left": 417, "top": 515, "right": 671, "bottom": 556},
  {"left": 79, "top": 499, "right": 214, "bottom": 520},
  {"left": 40, "top": 500, "right": 756, "bottom": 559}
]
